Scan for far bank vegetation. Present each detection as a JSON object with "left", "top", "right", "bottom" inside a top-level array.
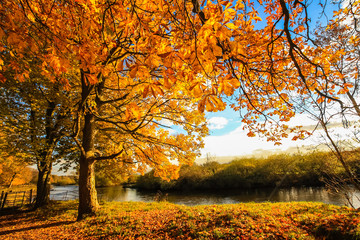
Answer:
[{"left": 136, "top": 151, "right": 360, "bottom": 191}]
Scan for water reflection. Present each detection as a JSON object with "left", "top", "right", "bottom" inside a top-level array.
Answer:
[{"left": 51, "top": 185, "right": 360, "bottom": 208}]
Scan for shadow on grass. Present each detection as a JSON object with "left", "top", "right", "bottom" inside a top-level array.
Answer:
[
  {"left": 0, "top": 220, "right": 75, "bottom": 236},
  {"left": 0, "top": 201, "right": 77, "bottom": 229},
  {"left": 0, "top": 208, "right": 32, "bottom": 217}
]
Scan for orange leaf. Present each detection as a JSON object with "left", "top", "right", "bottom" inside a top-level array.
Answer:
[
  {"left": 163, "top": 77, "right": 172, "bottom": 89},
  {"left": 247, "top": 131, "right": 256, "bottom": 137},
  {"left": 86, "top": 74, "right": 98, "bottom": 84},
  {"left": 143, "top": 85, "right": 150, "bottom": 98},
  {"left": 129, "top": 66, "right": 138, "bottom": 78},
  {"left": 213, "top": 45, "right": 223, "bottom": 57},
  {"left": 158, "top": 52, "right": 172, "bottom": 58},
  {"left": 0, "top": 73, "right": 6, "bottom": 83},
  {"left": 198, "top": 98, "right": 205, "bottom": 112}
]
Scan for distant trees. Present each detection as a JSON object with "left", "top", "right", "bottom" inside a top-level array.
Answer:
[
  {"left": 50, "top": 175, "right": 77, "bottom": 186},
  {"left": 135, "top": 152, "right": 345, "bottom": 191},
  {"left": 0, "top": 123, "right": 35, "bottom": 187},
  {"left": 0, "top": 157, "right": 36, "bottom": 188}
]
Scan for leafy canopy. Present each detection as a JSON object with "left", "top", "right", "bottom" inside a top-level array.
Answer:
[{"left": 1, "top": 0, "right": 356, "bottom": 177}]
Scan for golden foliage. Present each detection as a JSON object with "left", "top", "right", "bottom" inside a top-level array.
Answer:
[{"left": 0, "top": 0, "right": 358, "bottom": 181}]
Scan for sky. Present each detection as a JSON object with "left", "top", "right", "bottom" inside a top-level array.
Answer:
[
  {"left": 201, "top": 110, "right": 318, "bottom": 157},
  {"left": 198, "top": 0, "right": 342, "bottom": 158},
  {"left": 201, "top": 108, "right": 360, "bottom": 158}
]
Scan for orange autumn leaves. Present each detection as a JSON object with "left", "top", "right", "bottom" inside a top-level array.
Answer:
[
  {"left": 0, "top": 1, "right": 308, "bottom": 122},
  {"left": 1, "top": 201, "right": 359, "bottom": 239},
  {"left": 0, "top": 0, "right": 358, "bottom": 176}
]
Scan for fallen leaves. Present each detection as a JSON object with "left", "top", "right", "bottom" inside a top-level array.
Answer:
[{"left": 0, "top": 201, "right": 359, "bottom": 239}]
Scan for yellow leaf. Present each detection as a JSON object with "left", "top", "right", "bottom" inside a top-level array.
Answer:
[
  {"left": 130, "top": 104, "right": 141, "bottom": 119},
  {"left": 205, "top": 97, "right": 215, "bottom": 111},
  {"left": 252, "top": 16, "right": 262, "bottom": 22},
  {"left": 198, "top": 98, "right": 205, "bottom": 112},
  {"left": 211, "top": 95, "right": 225, "bottom": 109},
  {"left": 153, "top": 85, "right": 164, "bottom": 96},
  {"left": 125, "top": 108, "right": 132, "bottom": 120},
  {"left": 117, "top": 60, "right": 124, "bottom": 72},
  {"left": 226, "top": 23, "right": 237, "bottom": 30},
  {"left": 235, "top": 1, "right": 245, "bottom": 10},
  {"left": 224, "top": 82, "right": 234, "bottom": 96}
]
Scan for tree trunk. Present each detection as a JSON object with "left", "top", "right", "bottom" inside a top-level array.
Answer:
[
  {"left": 34, "top": 164, "right": 51, "bottom": 208},
  {"left": 34, "top": 143, "right": 55, "bottom": 208},
  {"left": 32, "top": 100, "right": 57, "bottom": 209},
  {"left": 76, "top": 70, "right": 100, "bottom": 220},
  {"left": 77, "top": 83, "right": 99, "bottom": 219},
  {"left": 77, "top": 156, "right": 98, "bottom": 220}
]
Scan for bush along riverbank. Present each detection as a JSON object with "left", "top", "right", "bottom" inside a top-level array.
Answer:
[
  {"left": 0, "top": 201, "right": 359, "bottom": 239},
  {"left": 135, "top": 151, "right": 360, "bottom": 191}
]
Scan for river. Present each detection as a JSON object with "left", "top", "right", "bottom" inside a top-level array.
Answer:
[{"left": 50, "top": 185, "right": 360, "bottom": 208}]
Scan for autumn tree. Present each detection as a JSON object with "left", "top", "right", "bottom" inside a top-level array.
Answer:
[
  {"left": 1, "top": 0, "right": 210, "bottom": 219},
  {"left": 289, "top": 4, "right": 360, "bottom": 192},
  {"left": 0, "top": 125, "right": 34, "bottom": 187},
  {"left": 0, "top": 0, "right": 330, "bottom": 219},
  {"left": 0, "top": 52, "right": 76, "bottom": 207}
]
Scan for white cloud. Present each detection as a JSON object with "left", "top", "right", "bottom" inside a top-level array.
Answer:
[
  {"left": 159, "top": 119, "right": 173, "bottom": 127},
  {"left": 208, "top": 117, "right": 229, "bottom": 130},
  {"left": 200, "top": 121, "right": 360, "bottom": 157},
  {"left": 200, "top": 124, "right": 324, "bottom": 157},
  {"left": 287, "top": 114, "right": 318, "bottom": 127}
]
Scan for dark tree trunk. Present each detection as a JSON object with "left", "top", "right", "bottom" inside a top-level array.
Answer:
[
  {"left": 34, "top": 162, "right": 52, "bottom": 208},
  {"left": 32, "top": 101, "right": 57, "bottom": 209},
  {"left": 77, "top": 155, "right": 98, "bottom": 220},
  {"left": 77, "top": 74, "right": 99, "bottom": 220}
]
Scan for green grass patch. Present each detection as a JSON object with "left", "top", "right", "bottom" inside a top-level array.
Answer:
[{"left": 0, "top": 201, "right": 359, "bottom": 239}]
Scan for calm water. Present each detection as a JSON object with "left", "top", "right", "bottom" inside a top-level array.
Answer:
[{"left": 50, "top": 185, "right": 360, "bottom": 208}]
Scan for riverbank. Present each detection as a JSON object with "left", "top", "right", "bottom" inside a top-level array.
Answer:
[
  {"left": 135, "top": 151, "right": 360, "bottom": 191},
  {"left": 0, "top": 201, "right": 359, "bottom": 239}
]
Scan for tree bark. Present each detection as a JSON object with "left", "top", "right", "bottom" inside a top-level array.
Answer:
[
  {"left": 77, "top": 155, "right": 98, "bottom": 220},
  {"left": 34, "top": 162, "right": 51, "bottom": 208},
  {"left": 77, "top": 74, "right": 99, "bottom": 220},
  {"left": 33, "top": 101, "right": 56, "bottom": 208}
]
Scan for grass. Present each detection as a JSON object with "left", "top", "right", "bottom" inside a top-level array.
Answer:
[
  {"left": 0, "top": 184, "right": 36, "bottom": 192},
  {"left": 0, "top": 200, "right": 359, "bottom": 239}
]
